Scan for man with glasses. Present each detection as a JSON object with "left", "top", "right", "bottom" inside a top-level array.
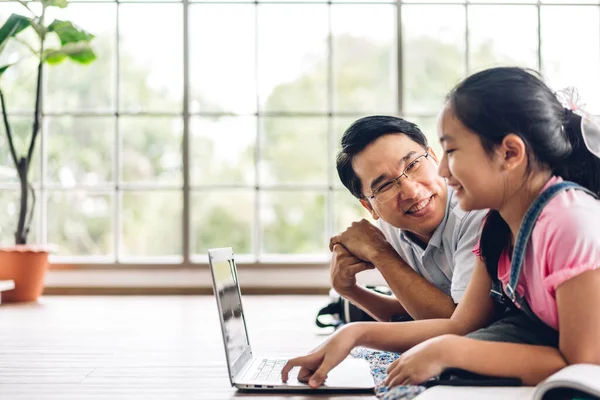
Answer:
[{"left": 330, "top": 115, "right": 486, "bottom": 321}]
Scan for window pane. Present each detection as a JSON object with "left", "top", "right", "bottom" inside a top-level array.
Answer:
[
  {"left": 332, "top": 116, "right": 368, "bottom": 190},
  {"left": 332, "top": 4, "right": 397, "bottom": 113},
  {"left": 407, "top": 115, "right": 442, "bottom": 156},
  {"left": 261, "top": 191, "right": 325, "bottom": 254},
  {"left": 120, "top": 117, "right": 182, "bottom": 184},
  {"left": 334, "top": 190, "right": 372, "bottom": 235},
  {"left": 541, "top": 6, "right": 600, "bottom": 113},
  {"left": 190, "top": 117, "right": 256, "bottom": 186},
  {"left": 119, "top": 4, "right": 183, "bottom": 112},
  {"left": 469, "top": 6, "right": 538, "bottom": 72},
  {"left": 0, "top": 3, "right": 38, "bottom": 112},
  {"left": 191, "top": 190, "right": 253, "bottom": 255},
  {"left": 45, "top": 3, "right": 116, "bottom": 112},
  {"left": 0, "top": 188, "right": 40, "bottom": 245},
  {"left": 189, "top": 5, "right": 256, "bottom": 114},
  {"left": 121, "top": 191, "right": 181, "bottom": 257},
  {"left": 260, "top": 191, "right": 328, "bottom": 255},
  {"left": 46, "top": 117, "right": 114, "bottom": 185},
  {"left": 258, "top": 4, "right": 328, "bottom": 112},
  {"left": 260, "top": 117, "right": 328, "bottom": 185},
  {"left": 0, "top": 116, "right": 41, "bottom": 185},
  {"left": 402, "top": 5, "right": 466, "bottom": 114},
  {"left": 47, "top": 191, "right": 113, "bottom": 256}
]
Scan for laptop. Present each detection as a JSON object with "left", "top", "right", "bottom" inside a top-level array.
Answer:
[{"left": 208, "top": 247, "right": 375, "bottom": 392}]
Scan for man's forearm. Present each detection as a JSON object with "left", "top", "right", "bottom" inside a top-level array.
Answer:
[
  {"left": 341, "top": 285, "right": 407, "bottom": 322},
  {"left": 446, "top": 335, "right": 567, "bottom": 385},
  {"left": 371, "top": 249, "right": 456, "bottom": 320}
]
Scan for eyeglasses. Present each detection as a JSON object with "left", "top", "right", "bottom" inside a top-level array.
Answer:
[{"left": 366, "top": 152, "right": 431, "bottom": 204}]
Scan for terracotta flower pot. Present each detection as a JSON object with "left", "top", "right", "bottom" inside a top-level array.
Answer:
[{"left": 0, "top": 246, "right": 49, "bottom": 303}]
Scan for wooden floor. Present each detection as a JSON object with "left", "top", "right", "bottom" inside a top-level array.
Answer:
[{"left": 0, "top": 295, "right": 377, "bottom": 400}]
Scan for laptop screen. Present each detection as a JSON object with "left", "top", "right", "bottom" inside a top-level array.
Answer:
[{"left": 211, "top": 254, "right": 250, "bottom": 367}]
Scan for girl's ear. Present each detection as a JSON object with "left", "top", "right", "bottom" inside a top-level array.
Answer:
[
  {"left": 360, "top": 198, "right": 380, "bottom": 220},
  {"left": 499, "top": 134, "right": 527, "bottom": 172}
]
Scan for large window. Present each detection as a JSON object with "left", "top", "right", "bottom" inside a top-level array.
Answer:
[{"left": 1, "top": 0, "right": 599, "bottom": 265}]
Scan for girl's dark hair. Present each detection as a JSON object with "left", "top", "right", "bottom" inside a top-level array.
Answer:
[{"left": 447, "top": 67, "right": 600, "bottom": 279}]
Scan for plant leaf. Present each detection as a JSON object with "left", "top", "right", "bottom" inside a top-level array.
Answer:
[
  {"left": 43, "top": 49, "right": 67, "bottom": 65},
  {"left": 43, "top": 0, "right": 69, "bottom": 8},
  {"left": 43, "top": 42, "right": 95, "bottom": 65},
  {"left": 0, "top": 14, "right": 32, "bottom": 55},
  {"left": 48, "top": 19, "right": 94, "bottom": 45},
  {"left": 0, "top": 64, "right": 12, "bottom": 79},
  {"left": 67, "top": 46, "right": 95, "bottom": 64}
]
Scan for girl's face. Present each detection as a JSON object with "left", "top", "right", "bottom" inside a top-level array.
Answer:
[{"left": 436, "top": 107, "right": 507, "bottom": 212}]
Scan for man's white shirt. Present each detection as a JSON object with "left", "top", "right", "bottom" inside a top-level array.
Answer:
[{"left": 376, "top": 186, "right": 487, "bottom": 303}]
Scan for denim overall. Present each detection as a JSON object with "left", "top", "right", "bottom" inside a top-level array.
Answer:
[{"left": 489, "top": 181, "right": 599, "bottom": 325}]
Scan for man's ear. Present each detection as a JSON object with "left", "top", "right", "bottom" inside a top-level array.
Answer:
[
  {"left": 428, "top": 146, "right": 439, "bottom": 164},
  {"left": 360, "top": 198, "right": 380, "bottom": 220},
  {"left": 500, "top": 134, "right": 527, "bottom": 172}
]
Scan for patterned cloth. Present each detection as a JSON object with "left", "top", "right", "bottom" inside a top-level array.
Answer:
[{"left": 351, "top": 347, "right": 426, "bottom": 400}]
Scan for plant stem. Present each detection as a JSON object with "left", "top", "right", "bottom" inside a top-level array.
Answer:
[
  {"left": 16, "top": 157, "right": 28, "bottom": 245},
  {"left": 0, "top": 84, "right": 28, "bottom": 245},
  {"left": 27, "top": 182, "right": 36, "bottom": 237},
  {"left": 27, "top": 61, "right": 43, "bottom": 167},
  {"left": 0, "top": 90, "right": 19, "bottom": 169}
]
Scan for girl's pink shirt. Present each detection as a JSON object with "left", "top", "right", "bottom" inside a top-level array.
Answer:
[{"left": 475, "top": 176, "right": 600, "bottom": 330}]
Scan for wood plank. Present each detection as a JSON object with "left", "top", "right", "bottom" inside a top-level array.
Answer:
[{"left": 0, "top": 295, "right": 376, "bottom": 399}]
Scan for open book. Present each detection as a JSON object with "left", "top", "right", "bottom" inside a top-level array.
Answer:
[
  {"left": 532, "top": 364, "right": 600, "bottom": 400},
  {"left": 414, "top": 364, "right": 600, "bottom": 400}
]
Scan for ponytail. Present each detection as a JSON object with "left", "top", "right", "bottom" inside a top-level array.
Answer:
[
  {"left": 555, "top": 110, "right": 600, "bottom": 196},
  {"left": 479, "top": 210, "right": 511, "bottom": 280}
]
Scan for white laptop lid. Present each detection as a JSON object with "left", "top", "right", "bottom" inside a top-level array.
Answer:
[
  {"left": 208, "top": 247, "right": 375, "bottom": 392},
  {"left": 208, "top": 247, "right": 253, "bottom": 386}
]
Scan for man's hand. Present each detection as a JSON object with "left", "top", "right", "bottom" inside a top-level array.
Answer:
[
  {"left": 330, "top": 244, "right": 375, "bottom": 296},
  {"left": 329, "top": 219, "right": 393, "bottom": 263}
]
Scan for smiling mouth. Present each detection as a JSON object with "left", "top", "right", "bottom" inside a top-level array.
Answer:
[{"left": 405, "top": 196, "right": 433, "bottom": 214}]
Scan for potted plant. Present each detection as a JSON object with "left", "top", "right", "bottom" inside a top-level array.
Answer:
[{"left": 0, "top": 0, "right": 96, "bottom": 302}]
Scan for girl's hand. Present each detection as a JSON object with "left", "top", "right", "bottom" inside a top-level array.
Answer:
[
  {"left": 281, "top": 323, "right": 362, "bottom": 388},
  {"left": 385, "top": 334, "right": 457, "bottom": 387}
]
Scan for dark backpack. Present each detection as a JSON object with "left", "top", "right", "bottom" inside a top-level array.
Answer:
[{"left": 315, "top": 286, "right": 412, "bottom": 328}]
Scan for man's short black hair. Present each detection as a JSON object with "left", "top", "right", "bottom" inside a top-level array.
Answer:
[{"left": 336, "top": 115, "right": 429, "bottom": 199}]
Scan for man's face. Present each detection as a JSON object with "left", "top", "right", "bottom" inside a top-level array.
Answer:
[{"left": 352, "top": 134, "right": 448, "bottom": 243}]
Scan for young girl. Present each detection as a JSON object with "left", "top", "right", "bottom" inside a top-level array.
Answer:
[{"left": 282, "top": 67, "right": 600, "bottom": 388}]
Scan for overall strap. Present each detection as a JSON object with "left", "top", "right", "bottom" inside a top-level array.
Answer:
[
  {"left": 491, "top": 181, "right": 598, "bottom": 325},
  {"left": 506, "top": 182, "right": 597, "bottom": 301}
]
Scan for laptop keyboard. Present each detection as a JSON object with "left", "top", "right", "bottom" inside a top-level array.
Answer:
[{"left": 251, "top": 359, "right": 288, "bottom": 382}]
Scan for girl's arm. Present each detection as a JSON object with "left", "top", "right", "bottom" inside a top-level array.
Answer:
[
  {"left": 557, "top": 268, "right": 600, "bottom": 365},
  {"left": 444, "top": 336, "right": 566, "bottom": 385},
  {"left": 439, "top": 268, "right": 600, "bottom": 385},
  {"left": 282, "top": 258, "right": 496, "bottom": 388},
  {"left": 386, "top": 269, "right": 600, "bottom": 388},
  {"left": 355, "top": 258, "right": 497, "bottom": 351}
]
